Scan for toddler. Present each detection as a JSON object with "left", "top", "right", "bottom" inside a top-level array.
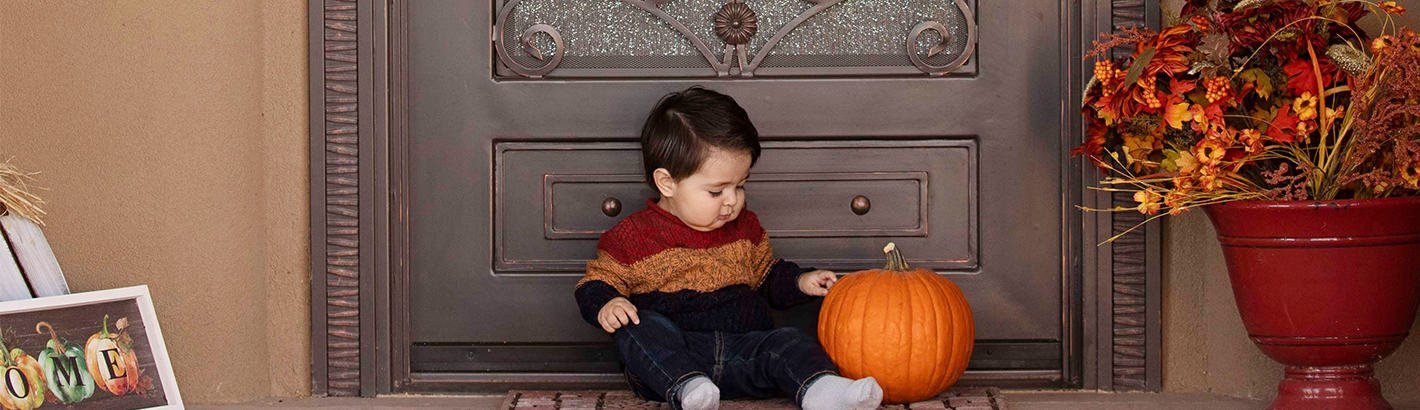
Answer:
[{"left": 574, "top": 86, "right": 884, "bottom": 410}]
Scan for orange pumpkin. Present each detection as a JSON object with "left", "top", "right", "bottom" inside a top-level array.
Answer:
[{"left": 817, "top": 243, "right": 975, "bottom": 404}]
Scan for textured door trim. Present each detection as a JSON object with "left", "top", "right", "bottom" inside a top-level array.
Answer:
[
  {"left": 309, "top": 0, "right": 1165, "bottom": 396},
  {"left": 309, "top": 0, "right": 380, "bottom": 397},
  {"left": 1078, "top": 0, "right": 1164, "bottom": 392}
]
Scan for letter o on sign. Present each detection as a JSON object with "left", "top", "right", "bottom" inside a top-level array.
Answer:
[{"left": 4, "top": 368, "right": 29, "bottom": 398}]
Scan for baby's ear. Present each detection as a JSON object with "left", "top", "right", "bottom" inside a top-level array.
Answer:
[{"left": 652, "top": 168, "right": 678, "bottom": 198}]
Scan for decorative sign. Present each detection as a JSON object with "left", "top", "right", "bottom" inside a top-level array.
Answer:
[{"left": 0, "top": 286, "right": 181, "bottom": 410}]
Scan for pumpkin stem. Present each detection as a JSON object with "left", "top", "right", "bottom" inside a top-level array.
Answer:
[
  {"left": 102, "top": 314, "right": 110, "bottom": 337},
  {"left": 882, "top": 242, "right": 911, "bottom": 271},
  {"left": 36, "top": 321, "right": 59, "bottom": 346}
]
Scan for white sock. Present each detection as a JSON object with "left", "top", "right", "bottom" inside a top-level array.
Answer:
[
  {"left": 678, "top": 376, "right": 720, "bottom": 410},
  {"left": 801, "top": 375, "right": 882, "bottom": 410}
]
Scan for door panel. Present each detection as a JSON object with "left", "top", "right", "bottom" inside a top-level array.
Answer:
[
  {"left": 406, "top": 0, "right": 1063, "bottom": 384},
  {"left": 495, "top": 140, "right": 975, "bottom": 273}
]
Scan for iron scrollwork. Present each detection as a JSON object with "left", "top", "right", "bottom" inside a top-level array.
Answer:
[
  {"left": 492, "top": 0, "right": 977, "bottom": 77},
  {"left": 907, "top": 12, "right": 976, "bottom": 76},
  {"left": 493, "top": 0, "right": 567, "bottom": 78}
]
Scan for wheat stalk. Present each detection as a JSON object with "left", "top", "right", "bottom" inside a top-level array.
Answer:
[{"left": 0, "top": 158, "right": 46, "bottom": 226}]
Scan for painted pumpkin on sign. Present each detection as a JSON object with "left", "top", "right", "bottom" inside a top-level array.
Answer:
[
  {"left": 85, "top": 315, "right": 139, "bottom": 396},
  {"left": 816, "top": 243, "right": 975, "bottom": 404},
  {"left": 0, "top": 331, "right": 44, "bottom": 410},
  {"left": 36, "top": 321, "right": 94, "bottom": 404}
]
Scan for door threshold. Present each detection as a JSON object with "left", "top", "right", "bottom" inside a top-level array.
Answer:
[
  {"left": 188, "top": 392, "right": 1319, "bottom": 410},
  {"left": 399, "top": 369, "right": 1063, "bottom": 394}
]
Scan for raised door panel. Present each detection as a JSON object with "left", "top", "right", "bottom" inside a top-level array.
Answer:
[{"left": 495, "top": 140, "right": 975, "bottom": 273}]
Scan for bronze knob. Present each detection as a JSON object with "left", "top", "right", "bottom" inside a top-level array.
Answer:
[
  {"left": 851, "top": 195, "right": 871, "bottom": 215},
  {"left": 602, "top": 197, "right": 622, "bottom": 217}
]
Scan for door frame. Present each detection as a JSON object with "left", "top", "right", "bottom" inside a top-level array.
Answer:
[{"left": 307, "top": 0, "right": 1162, "bottom": 396}]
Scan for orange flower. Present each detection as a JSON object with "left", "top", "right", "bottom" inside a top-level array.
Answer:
[
  {"left": 1380, "top": 1, "right": 1406, "bottom": 15},
  {"left": 1169, "top": 178, "right": 1194, "bottom": 195},
  {"left": 1133, "top": 189, "right": 1163, "bottom": 214},
  {"left": 1211, "top": 126, "right": 1238, "bottom": 146},
  {"left": 1196, "top": 141, "right": 1227, "bottom": 167},
  {"left": 1239, "top": 129, "right": 1264, "bottom": 153},
  {"left": 1296, "top": 121, "right": 1316, "bottom": 136},
  {"left": 1163, "top": 187, "right": 1193, "bottom": 214},
  {"left": 1198, "top": 166, "right": 1227, "bottom": 192},
  {"left": 1402, "top": 163, "right": 1420, "bottom": 187},
  {"left": 1373, "top": 35, "right": 1396, "bottom": 54},
  {"left": 1199, "top": 174, "right": 1218, "bottom": 192},
  {"left": 1189, "top": 104, "right": 1211, "bottom": 133},
  {"left": 1293, "top": 92, "right": 1318, "bottom": 121},
  {"left": 1324, "top": 105, "right": 1345, "bottom": 123}
]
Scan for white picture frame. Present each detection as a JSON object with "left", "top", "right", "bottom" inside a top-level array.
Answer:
[{"left": 0, "top": 285, "right": 182, "bottom": 410}]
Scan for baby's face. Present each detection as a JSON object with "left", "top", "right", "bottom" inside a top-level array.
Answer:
[{"left": 662, "top": 148, "right": 752, "bottom": 232}]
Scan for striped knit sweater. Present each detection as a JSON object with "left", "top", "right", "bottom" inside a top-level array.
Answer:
[{"left": 574, "top": 199, "right": 816, "bottom": 333}]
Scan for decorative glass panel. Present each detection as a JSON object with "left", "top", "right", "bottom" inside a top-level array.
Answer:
[{"left": 493, "top": 0, "right": 975, "bottom": 78}]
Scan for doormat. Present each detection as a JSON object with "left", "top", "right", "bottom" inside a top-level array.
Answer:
[{"left": 501, "top": 387, "right": 1007, "bottom": 410}]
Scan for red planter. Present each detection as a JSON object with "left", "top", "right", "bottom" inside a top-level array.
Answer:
[{"left": 1204, "top": 196, "right": 1420, "bottom": 410}]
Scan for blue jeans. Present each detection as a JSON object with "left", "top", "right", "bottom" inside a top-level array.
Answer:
[{"left": 613, "top": 311, "right": 839, "bottom": 410}]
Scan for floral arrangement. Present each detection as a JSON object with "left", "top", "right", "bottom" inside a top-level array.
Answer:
[{"left": 1074, "top": 0, "right": 1418, "bottom": 230}]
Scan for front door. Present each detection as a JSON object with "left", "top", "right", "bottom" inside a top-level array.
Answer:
[{"left": 402, "top": 0, "right": 1066, "bottom": 390}]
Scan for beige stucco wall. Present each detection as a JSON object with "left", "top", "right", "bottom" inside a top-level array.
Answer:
[
  {"left": 1161, "top": 8, "right": 1420, "bottom": 403},
  {"left": 0, "top": 0, "right": 309, "bottom": 404}
]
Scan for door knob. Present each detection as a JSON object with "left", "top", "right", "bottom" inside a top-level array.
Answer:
[
  {"left": 602, "top": 197, "right": 622, "bottom": 217},
  {"left": 851, "top": 195, "right": 871, "bottom": 215}
]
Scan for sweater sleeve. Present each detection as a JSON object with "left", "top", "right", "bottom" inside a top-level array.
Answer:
[
  {"left": 575, "top": 234, "right": 637, "bottom": 328},
  {"left": 574, "top": 280, "right": 624, "bottom": 327},
  {"left": 757, "top": 259, "right": 818, "bottom": 310}
]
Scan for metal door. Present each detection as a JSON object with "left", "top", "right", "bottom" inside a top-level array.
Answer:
[{"left": 402, "top": 0, "right": 1065, "bottom": 389}]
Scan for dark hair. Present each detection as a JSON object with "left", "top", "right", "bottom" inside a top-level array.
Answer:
[{"left": 640, "top": 86, "right": 761, "bottom": 189}]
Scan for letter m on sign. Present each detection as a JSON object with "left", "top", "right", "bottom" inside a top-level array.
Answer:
[{"left": 50, "top": 356, "right": 84, "bottom": 386}]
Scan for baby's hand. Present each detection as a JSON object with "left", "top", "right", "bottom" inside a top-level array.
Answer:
[
  {"left": 598, "top": 297, "right": 640, "bottom": 333},
  {"left": 798, "top": 270, "right": 838, "bottom": 296}
]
